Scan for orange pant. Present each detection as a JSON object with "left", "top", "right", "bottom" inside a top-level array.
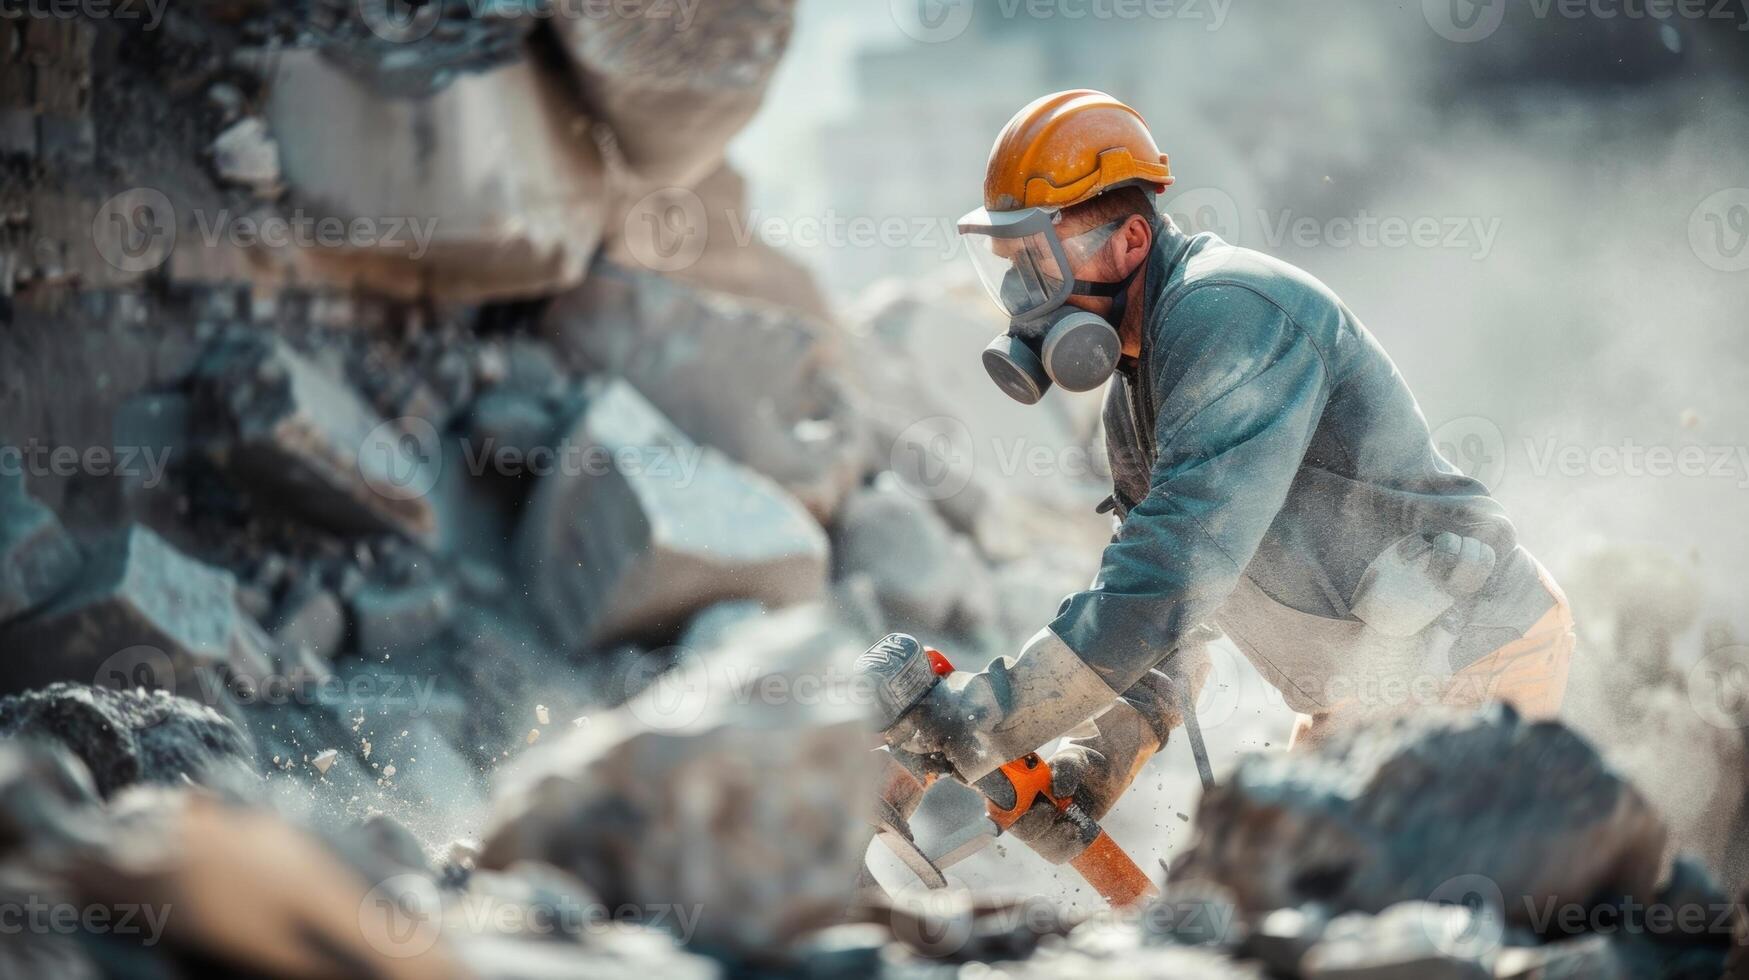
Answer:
[{"left": 1291, "top": 563, "right": 1575, "bottom": 747}]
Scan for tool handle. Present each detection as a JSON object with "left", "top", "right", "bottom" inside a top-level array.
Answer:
[{"left": 1069, "top": 830, "right": 1159, "bottom": 908}]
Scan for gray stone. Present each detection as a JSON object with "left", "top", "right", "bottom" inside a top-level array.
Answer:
[
  {"left": 194, "top": 333, "right": 438, "bottom": 546},
  {"left": 211, "top": 117, "right": 281, "bottom": 195},
  {"left": 0, "top": 683, "right": 255, "bottom": 799},
  {"left": 271, "top": 586, "right": 346, "bottom": 662},
  {"left": 479, "top": 603, "right": 875, "bottom": 957},
  {"left": 1176, "top": 706, "right": 1670, "bottom": 928},
  {"left": 351, "top": 579, "right": 455, "bottom": 658},
  {"left": 0, "top": 467, "right": 81, "bottom": 624},
  {"left": 551, "top": 0, "right": 794, "bottom": 189},
  {"left": 0, "top": 525, "right": 274, "bottom": 701},
  {"left": 833, "top": 478, "right": 993, "bottom": 636},
  {"left": 1301, "top": 902, "right": 1494, "bottom": 980},
  {"left": 0, "top": 738, "right": 99, "bottom": 856},
  {"left": 514, "top": 379, "right": 827, "bottom": 649},
  {"left": 543, "top": 262, "right": 864, "bottom": 520}
]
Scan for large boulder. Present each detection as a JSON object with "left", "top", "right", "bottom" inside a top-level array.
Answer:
[
  {"left": 514, "top": 379, "right": 828, "bottom": 650},
  {"left": 552, "top": 0, "right": 795, "bottom": 190},
  {"left": 193, "top": 332, "right": 438, "bottom": 546},
  {"left": 544, "top": 261, "right": 863, "bottom": 519},
  {"left": 479, "top": 603, "right": 876, "bottom": 958},
  {"left": 1174, "top": 706, "right": 1670, "bottom": 927},
  {"left": 256, "top": 47, "right": 608, "bottom": 302},
  {"left": 0, "top": 683, "right": 254, "bottom": 798},
  {"left": 0, "top": 525, "right": 274, "bottom": 701}
]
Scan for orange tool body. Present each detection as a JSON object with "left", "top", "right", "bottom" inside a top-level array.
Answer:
[{"left": 907, "top": 648, "right": 1159, "bottom": 909}]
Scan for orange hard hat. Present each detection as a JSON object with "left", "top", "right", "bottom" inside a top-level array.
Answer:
[{"left": 982, "top": 90, "right": 1174, "bottom": 213}]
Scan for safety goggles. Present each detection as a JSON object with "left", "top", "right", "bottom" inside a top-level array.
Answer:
[{"left": 957, "top": 207, "right": 1128, "bottom": 322}]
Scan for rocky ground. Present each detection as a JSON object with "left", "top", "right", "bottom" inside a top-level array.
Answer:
[{"left": 1, "top": 3, "right": 1746, "bottom": 978}]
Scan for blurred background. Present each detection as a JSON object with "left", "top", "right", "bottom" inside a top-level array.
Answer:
[{"left": 1, "top": 0, "right": 1748, "bottom": 973}]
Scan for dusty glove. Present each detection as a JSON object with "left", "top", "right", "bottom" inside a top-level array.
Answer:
[
  {"left": 876, "top": 629, "right": 1120, "bottom": 784},
  {"left": 1007, "top": 642, "right": 1213, "bottom": 864}
]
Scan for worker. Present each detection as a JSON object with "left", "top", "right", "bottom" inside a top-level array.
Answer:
[{"left": 870, "top": 90, "right": 1574, "bottom": 862}]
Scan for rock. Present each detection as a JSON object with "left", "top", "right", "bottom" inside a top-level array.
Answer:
[
  {"left": 0, "top": 738, "right": 100, "bottom": 855},
  {"left": 262, "top": 48, "right": 607, "bottom": 303},
  {"left": 210, "top": 117, "right": 281, "bottom": 195},
  {"left": 310, "top": 748, "right": 338, "bottom": 775},
  {"left": 65, "top": 793, "right": 468, "bottom": 979},
  {"left": 832, "top": 478, "right": 988, "bottom": 635},
  {"left": 351, "top": 812, "right": 430, "bottom": 875},
  {"left": 351, "top": 579, "right": 456, "bottom": 658},
  {"left": 552, "top": 0, "right": 794, "bottom": 189},
  {"left": 479, "top": 603, "right": 875, "bottom": 957},
  {"left": 271, "top": 586, "right": 346, "bottom": 663},
  {"left": 543, "top": 261, "right": 863, "bottom": 520},
  {"left": 1000, "top": 919, "right": 1266, "bottom": 978},
  {"left": 0, "top": 683, "right": 254, "bottom": 798},
  {"left": 514, "top": 379, "right": 827, "bottom": 649},
  {"left": 602, "top": 162, "right": 831, "bottom": 321},
  {"left": 1301, "top": 902, "right": 1494, "bottom": 979},
  {"left": 1176, "top": 706, "right": 1670, "bottom": 927},
  {"left": 0, "top": 525, "right": 275, "bottom": 701},
  {"left": 1236, "top": 904, "right": 1330, "bottom": 975},
  {"left": 194, "top": 333, "right": 438, "bottom": 546},
  {"left": 0, "top": 465, "right": 81, "bottom": 624}
]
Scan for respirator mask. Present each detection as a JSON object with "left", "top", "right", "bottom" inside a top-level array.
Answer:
[{"left": 957, "top": 206, "right": 1155, "bottom": 405}]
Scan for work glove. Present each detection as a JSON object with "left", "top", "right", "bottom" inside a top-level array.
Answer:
[
  {"left": 1349, "top": 531, "right": 1497, "bottom": 638},
  {"left": 1007, "top": 640, "right": 1213, "bottom": 865},
  {"left": 867, "top": 629, "right": 1122, "bottom": 785}
]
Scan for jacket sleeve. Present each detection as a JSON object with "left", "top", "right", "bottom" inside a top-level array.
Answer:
[{"left": 1048, "top": 283, "right": 1331, "bottom": 695}]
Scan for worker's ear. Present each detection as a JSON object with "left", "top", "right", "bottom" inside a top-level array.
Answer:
[{"left": 1112, "top": 214, "right": 1153, "bottom": 276}]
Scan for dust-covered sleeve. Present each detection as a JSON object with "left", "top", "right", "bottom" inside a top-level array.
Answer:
[{"left": 1048, "top": 283, "right": 1330, "bottom": 694}]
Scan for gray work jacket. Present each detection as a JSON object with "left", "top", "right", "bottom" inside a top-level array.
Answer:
[{"left": 1052, "top": 220, "right": 1554, "bottom": 716}]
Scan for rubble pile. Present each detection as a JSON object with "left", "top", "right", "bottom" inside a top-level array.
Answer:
[{"left": 1, "top": 3, "right": 1744, "bottom": 978}]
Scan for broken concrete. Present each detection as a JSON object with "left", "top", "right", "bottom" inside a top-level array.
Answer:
[
  {"left": 514, "top": 379, "right": 828, "bottom": 649},
  {"left": 210, "top": 117, "right": 281, "bottom": 196},
  {"left": 350, "top": 579, "right": 456, "bottom": 659},
  {"left": 1175, "top": 705, "right": 1670, "bottom": 926},
  {"left": 544, "top": 260, "right": 864, "bottom": 519},
  {"left": 0, "top": 683, "right": 255, "bottom": 799},
  {"left": 0, "top": 465, "right": 81, "bottom": 624},
  {"left": 193, "top": 332, "right": 439, "bottom": 546},
  {"left": 262, "top": 48, "right": 608, "bottom": 302},
  {"left": 0, "top": 525, "right": 274, "bottom": 701}
]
